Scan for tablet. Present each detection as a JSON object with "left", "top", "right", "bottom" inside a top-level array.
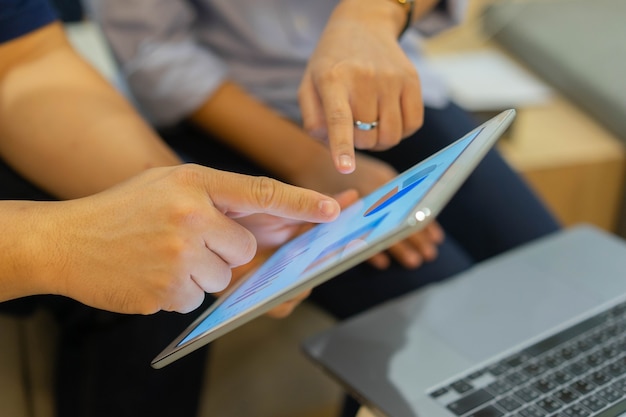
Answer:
[{"left": 151, "top": 109, "right": 516, "bottom": 369}]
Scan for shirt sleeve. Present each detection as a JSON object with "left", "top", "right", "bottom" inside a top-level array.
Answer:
[
  {"left": 413, "top": 0, "right": 469, "bottom": 37},
  {"left": 0, "top": 0, "right": 57, "bottom": 43},
  {"left": 90, "top": 0, "right": 229, "bottom": 127}
]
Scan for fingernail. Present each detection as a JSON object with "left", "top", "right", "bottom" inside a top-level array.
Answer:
[
  {"left": 338, "top": 155, "right": 354, "bottom": 173},
  {"left": 319, "top": 200, "right": 338, "bottom": 217}
]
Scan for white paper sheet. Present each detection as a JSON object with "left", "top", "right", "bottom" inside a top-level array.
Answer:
[{"left": 429, "top": 49, "right": 553, "bottom": 111}]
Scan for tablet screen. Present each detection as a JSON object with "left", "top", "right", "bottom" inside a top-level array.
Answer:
[{"left": 176, "top": 128, "right": 480, "bottom": 347}]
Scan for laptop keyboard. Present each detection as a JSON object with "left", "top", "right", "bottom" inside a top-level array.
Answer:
[{"left": 429, "top": 300, "right": 626, "bottom": 417}]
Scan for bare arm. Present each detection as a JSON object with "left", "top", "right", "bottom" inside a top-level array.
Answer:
[
  {"left": 189, "top": 81, "right": 331, "bottom": 183},
  {"left": 0, "top": 22, "right": 181, "bottom": 200},
  {"left": 0, "top": 23, "right": 344, "bottom": 314}
]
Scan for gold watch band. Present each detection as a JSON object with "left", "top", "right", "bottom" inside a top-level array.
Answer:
[{"left": 392, "top": 0, "right": 416, "bottom": 37}]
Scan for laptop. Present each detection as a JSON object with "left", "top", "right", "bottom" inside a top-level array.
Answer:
[
  {"left": 303, "top": 224, "right": 626, "bottom": 417},
  {"left": 151, "top": 110, "right": 516, "bottom": 369}
]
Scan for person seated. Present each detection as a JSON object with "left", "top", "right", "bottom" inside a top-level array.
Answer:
[
  {"left": 0, "top": 1, "right": 345, "bottom": 416},
  {"left": 92, "top": 0, "right": 562, "bottom": 416}
]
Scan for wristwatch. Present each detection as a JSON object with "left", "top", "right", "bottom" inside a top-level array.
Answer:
[{"left": 393, "top": 0, "right": 416, "bottom": 37}]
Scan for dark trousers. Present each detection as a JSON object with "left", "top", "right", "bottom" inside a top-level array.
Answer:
[{"left": 0, "top": 102, "right": 560, "bottom": 417}]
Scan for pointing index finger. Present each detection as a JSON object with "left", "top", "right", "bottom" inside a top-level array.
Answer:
[
  {"left": 206, "top": 170, "right": 341, "bottom": 223},
  {"left": 318, "top": 82, "right": 356, "bottom": 174}
]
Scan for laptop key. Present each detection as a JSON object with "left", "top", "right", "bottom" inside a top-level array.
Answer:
[
  {"left": 533, "top": 378, "right": 557, "bottom": 393},
  {"left": 613, "top": 377, "right": 626, "bottom": 392},
  {"left": 467, "top": 405, "right": 504, "bottom": 417},
  {"left": 487, "top": 380, "right": 514, "bottom": 396},
  {"left": 577, "top": 338, "right": 594, "bottom": 353},
  {"left": 446, "top": 389, "right": 493, "bottom": 416},
  {"left": 507, "top": 371, "right": 531, "bottom": 385},
  {"left": 606, "top": 359, "right": 626, "bottom": 377},
  {"left": 468, "top": 370, "right": 485, "bottom": 380},
  {"left": 590, "top": 371, "right": 612, "bottom": 387},
  {"left": 592, "top": 331, "right": 611, "bottom": 345},
  {"left": 561, "top": 403, "right": 591, "bottom": 417},
  {"left": 571, "top": 379, "right": 596, "bottom": 395},
  {"left": 601, "top": 345, "right": 620, "bottom": 359},
  {"left": 505, "top": 353, "right": 530, "bottom": 369},
  {"left": 597, "top": 386, "right": 623, "bottom": 403},
  {"left": 560, "top": 346, "right": 578, "bottom": 360},
  {"left": 586, "top": 352, "right": 603, "bottom": 368},
  {"left": 497, "top": 395, "right": 523, "bottom": 412},
  {"left": 523, "top": 362, "right": 546, "bottom": 377},
  {"left": 536, "top": 397, "right": 562, "bottom": 414},
  {"left": 429, "top": 387, "right": 448, "bottom": 398},
  {"left": 580, "top": 395, "right": 607, "bottom": 412},
  {"left": 488, "top": 363, "right": 509, "bottom": 376},
  {"left": 514, "top": 386, "right": 541, "bottom": 402},
  {"left": 548, "top": 370, "right": 574, "bottom": 385},
  {"left": 567, "top": 360, "right": 590, "bottom": 376},
  {"left": 555, "top": 388, "right": 579, "bottom": 404},
  {"left": 451, "top": 379, "right": 474, "bottom": 394},
  {"left": 518, "top": 404, "right": 548, "bottom": 417},
  {"left": 541, "top": 354, "right": 564, "bottom": 368}
]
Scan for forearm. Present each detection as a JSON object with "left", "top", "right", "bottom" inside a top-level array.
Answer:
[
  {"left": 0, "top": 23, "right": 181, "bottom": 200},
  {"left": 189, "top": 81, "right": 329, "bottom": 183}
]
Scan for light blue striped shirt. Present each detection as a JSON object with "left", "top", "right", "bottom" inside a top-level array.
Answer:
[{"left": 91, "top": 0, "right": 467, "bottom": 126}]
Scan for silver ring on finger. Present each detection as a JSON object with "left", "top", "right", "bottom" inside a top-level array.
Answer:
[{"left": 354, "top": 120, "right": 379, "bottom": 131}]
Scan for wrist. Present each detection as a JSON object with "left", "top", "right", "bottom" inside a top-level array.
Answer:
[
  {"left": 0, "top": 201, "right": 60, "bottom": 300},
  {"left": 334, "top": 0, "right": 409, "bottom": 39}
]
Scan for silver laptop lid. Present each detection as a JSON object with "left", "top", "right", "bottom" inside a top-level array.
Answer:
[{"left": 303, "top": 225, "right": 626, "bottom": 417}]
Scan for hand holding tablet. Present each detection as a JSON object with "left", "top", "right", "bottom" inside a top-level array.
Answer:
[{"left": 151, "top": 110, "right": 516, "bottom": 369}]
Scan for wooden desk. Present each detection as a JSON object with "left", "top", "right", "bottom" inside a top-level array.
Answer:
[{"left": 357, "top": 2, "right": 626, "bottom": 416}]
